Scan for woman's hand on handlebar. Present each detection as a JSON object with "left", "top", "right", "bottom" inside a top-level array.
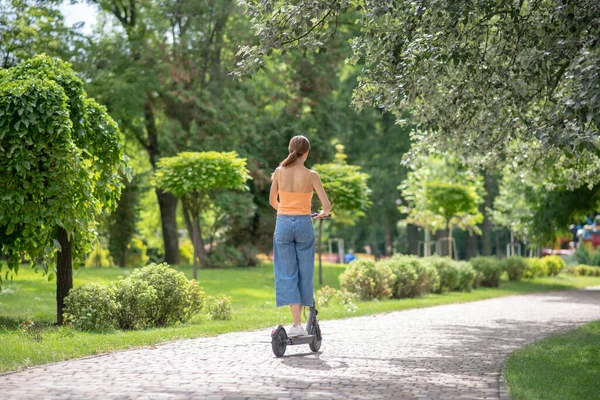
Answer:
[{"left": 311, "top": 211, "right": 330, "bottom": 220}]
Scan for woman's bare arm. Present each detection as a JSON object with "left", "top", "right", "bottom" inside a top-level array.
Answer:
[
  {"left": 269, "top": 168, "right": 281, "bottom": 211},
  {"left": 311, "top": 171, "right": 331, "bottom": 217}
]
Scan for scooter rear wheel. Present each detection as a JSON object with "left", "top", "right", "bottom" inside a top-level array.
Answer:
[
  {"left": 309, "top": 324, "right": 322, "bottom": 352},
  {"left": 272, "top": 327, "right": 287, "bottom": 357}
]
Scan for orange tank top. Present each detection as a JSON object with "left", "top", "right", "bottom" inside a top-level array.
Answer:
[{"left": 278, "top": 169, "right": 313, "bottom": 215}]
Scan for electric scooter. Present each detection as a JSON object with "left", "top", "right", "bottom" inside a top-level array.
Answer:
[
  {"left": 271, "top": 300, "right": 322, "bottom": 357},
  {"left": 271, "top": 212, "right": 329, "bottom": 357}
]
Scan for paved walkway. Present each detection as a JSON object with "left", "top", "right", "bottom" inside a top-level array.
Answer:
[{"left": 2, "top": 288, "right": 600, "bottom": 400}]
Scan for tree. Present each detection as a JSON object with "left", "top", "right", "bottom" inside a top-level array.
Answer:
[
  {"left": 0, "top": 0, "right": 80, "bottom": 67},
  {"left": 234, "top": 0, "right": 600, "bottom": 188},
  {"left": 313, "top": 145, "right": 371, "bottom": 284},
  {"left": 424, "top": 182, "right": 483, "bottom": 259},
  {"left": 0, "top": 55, "right": 127, "bottom": 323},
  {"left": 400, "top": 155, "right": 484, "bottom": 258},
  {"left": 154, "top": 151, "right": 251, "bottom": 278}
]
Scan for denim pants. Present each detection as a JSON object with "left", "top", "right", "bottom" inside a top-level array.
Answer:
[{"left": 273, "top": 215, "right": 315, "bottom": 307}]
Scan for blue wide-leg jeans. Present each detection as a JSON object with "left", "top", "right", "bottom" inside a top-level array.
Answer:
[{"left": 273, "top": 215, "right": 315, "bottom": 307}]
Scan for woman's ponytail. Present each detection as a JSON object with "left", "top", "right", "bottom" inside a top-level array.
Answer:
[{"left": 280, "top": 136, "right": 310, "bottom": 167}]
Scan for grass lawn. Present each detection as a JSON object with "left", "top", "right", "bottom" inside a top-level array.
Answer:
[
  {"left": 505, "top": 320, "right": 600, "bottom": 400},
  {"left": 1, "top": 262, "right": 600, "bottom": 373}
]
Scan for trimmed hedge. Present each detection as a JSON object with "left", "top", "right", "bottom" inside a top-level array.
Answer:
[
  {"left": 63, "top": 263, "right": 205, "bottom": 331},
  {"left": 541, "top": 255, "right": 566, "bottom": 276},
  {"left": 503, "top": 256, "right": 529, "bottom": 281},
  {"left": 524, "top": 258, "right": 549, "bottom": 279},
  {"left": 470, "top": 256, "right": 504, "bottom": 287},
  {"left": 427, "top": 257, "right": 475, "bottom": 292},
  {"left": 339, "top": 260, "right": 395, "bottom": 300},
  {"left": 381, "top": 255, "right": 439, "bottom": 298},
  {"left": 567, "top": 264, "right": 600, "bottom": 277}
]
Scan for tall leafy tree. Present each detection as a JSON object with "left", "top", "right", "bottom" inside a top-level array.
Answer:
[
  {"left": 0, "top": 55, "right": 127, "bottom": 323},
  {"left": 154, "top": 151, "right": 251, "bottom": 277},
  {"left": 235, "top": 0, "right": 600, "bottom": 188}
]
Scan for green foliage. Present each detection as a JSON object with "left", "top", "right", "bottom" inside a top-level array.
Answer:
[
  {"left": 179, "top": 240, "right": 194, "bottom": 265},
  {"left": 574, "top": 246, "right": 592, "bottom": 266},
  {"left": 85, "top": 241, "right": 114, "bottom": 268},
  {"left": 108, "top": 175, "right": 142, "bottom": 267},
  {"left": 524, "top": 258, "right": 549, "bottom": 279},
  {"left": 236, "top": 0, "right": 600, "bottom": 189},
  {"left": 400, "top": 154, "right": 484, "bottom": 233},
  {"left": 0, "top": 55, "right": 126, "bottom": 280},
  {"left": 427, "top": 257, "right": 474, "bottom": 293},
  {"left": 339, "top": 259, "right": 394, "bottom": 300},
  {"left": 206, "top": 245, "right": 247, "bottom": 268},
  {"left": 63, "top": 284, "right": 119, "bottom": 331},
  {"left": 313, "top": 158, "right": 372, "bottom": 217},
  {"left": 204, "top": 295, "right": 232, "bottom": 321},
  {"left": 567, "top": 265, "right": 600, "bottom": 277},
  {"left": 541, "top": 256, "right": 567, "bottom": 277},
  {"left": 382, "top": 255, "right": 440, "bottom": 299},
  {"left": 113, "top": 278, "right": 157, "bottom": 330},
  {"left": 154, "top": 151, "right": 251, "bottom": 209},
  {"left": 315, "top": 285, "right": 358, "bottom": 312},
  {"left": 470, "top": 257, "right": 504, "bottom": 288},
  {"left": 125, "top": 236, "right": 149, "bottom": 267},
  {"left": 502, "top": 257, "right": 529, "bottom": 282},
  {"left": 128, "top": 263, "right": 204, "bottom": 326}
]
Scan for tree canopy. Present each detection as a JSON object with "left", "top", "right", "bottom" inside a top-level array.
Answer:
[{"left": 235, "top": 0, "right": 600, "bottom": 187}]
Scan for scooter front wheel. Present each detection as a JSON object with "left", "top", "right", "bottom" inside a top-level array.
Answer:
[
  {"left": 309, "top": 323, "right": 322, "bottom": 352},
  {"left": 271, "top": 326, "right": 287, "bottom": 357}
]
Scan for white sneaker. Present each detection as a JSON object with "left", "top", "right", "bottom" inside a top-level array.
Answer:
[{"left": 288, "top": 325, "right": 308, "bottom": 337}]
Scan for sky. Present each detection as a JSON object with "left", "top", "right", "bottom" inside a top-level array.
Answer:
[{"left": 59, "top": 2, "right": 98, "bottom": 35}]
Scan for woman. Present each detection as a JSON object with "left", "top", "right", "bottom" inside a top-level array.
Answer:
[{"left": 269, "top": 135, "right": 331, "bottom": 337}]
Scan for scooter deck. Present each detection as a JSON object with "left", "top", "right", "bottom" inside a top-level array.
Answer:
[{"left": 286, "top": 335, "right": 316, "bottom": 345}]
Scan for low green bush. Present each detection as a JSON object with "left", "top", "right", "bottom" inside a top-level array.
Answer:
[
  {"left": 339, "top": 259, "right": 395, "bottom": 300},
  {"left": 113, "top": 278, "right": 157, "bottom": 330},
  {"left": 427, "top": 257, "right": 475, "bottom": 292},
  {"left": 524, "top": 258, "right": 549, "bottom": 278},
  {"left": 455, "top": 261, "right": 476, "bottom": 292},
  {"left": 179, "top": 240, "right": 194, "bottom": 265},
  {"left": 63, "top": 284, "right": 118, "bottom": 331},
  {"left": 125, "top": 236, "right": 149, "bottom": 267},
  {"left": 541, "top": 255, "right": 566, "bottom": 276},
  {"left": 382, "top": 255, "right": 439, "bottom": 298},
  {"left": 503, "top": 256, "right": 529, "bottom": 281},
  {"left": 567, "top": 264, "right": 600, "bottom": 277},
  {"left": 206, "top": 245, "right": 246, "bottom": 268},
  {"left": 204, "top": 295, "right": 232, "bottom": 320},
  {"left": 470, "top": 256, "right": 503, "bottom": 287},
  {"left": 574, "top": 246, "right": 592, "bottom": 266},
  {"left": 129, "top": 263, "right": 204, "bottom": 326}
]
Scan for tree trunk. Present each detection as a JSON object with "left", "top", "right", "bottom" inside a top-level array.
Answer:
[
  {"left": 156, "top": 188, "right": 180, "bottom": 265},
  {"left": 482, "top": 173, "right": 494, "bottom": 256},
  {"left": 407, "top": 224, "right": 419, "bottom": 255},
  {"left": 318, "top": 219, "right": 323, "bottom": 285},
  {"left": 56, "top": 226, "right": 72, "bottom": 325},
  {"left": 424, "top": 228, "right": 431, "bottom": 257},
  {"left": 192, "top": 215, "right": 207, "bottom": 271},
  {"left": 448, "top": 223, "right": 453, "bottom": 259},
  {"left": 384, "top": 220, "right": 393, "bottom": 256},
  {"left": 437, "top": 228, "right": 449, "bottom": 257},
  {"left": 466, "top": 233, "right": 479, "bottom": 260}
]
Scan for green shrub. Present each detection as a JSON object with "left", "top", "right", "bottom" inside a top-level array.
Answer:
[
  {"left": 206, "top": 245, "right": 245, "bottom": 268},
  {"left": 427, "top": 257, "right": 459, "bottom": 293},
  {"left": 315, "top": 285, "right": 359, "bottom": 308},
  {"left": 524, "top": 258, "right": 549, "bottom": 278},
  {"left": 126, "top": 236, "right": 149, "bottom": 267},
  {"left": 455, "top": 261, "right": 476, "bottom": 292},
  {"left": 503, "top": 256, "right": 529, "bottom": 281},
  {"left": 204, "top": 295, "right": 232, "bottom": 320},
  {"left": 591, "top": 251, "right": 600, "bottom": 267},
  {"left": 541, "top": 255, "right": 566, "bottom": 276},
  {"left": 179, "top": 240, "right": 194, "bottom": 265},
  {"left": 382, "top": 255, "right": 439, "bottom": 298},
  {"left": 129, "top": 263, "right": 204, "bottom": 326},
  {"left": 572, "top": 264, "right": 600, "bottom": 276},
  {"left": 113, "top": 278, "right": 157, "bottom": 330},
  {"left": 63, "top": 284, "right": 118, "bottom": 331},
  {"left": 85, "top": 241, "right": 113, "bottom": 267},
  {"left": 339, "top": 260, "right": 395, "bottom": 300},
  {"left": 574, "top": 246, "right": 592, "bottom": 265},
  {"left": 470, "top": 256, "right": 503, "bottom": 287}
]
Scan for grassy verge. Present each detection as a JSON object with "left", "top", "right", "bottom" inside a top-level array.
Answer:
[
  {"left": 1, "top": 262, "right": 599, "bottom": 373},
  {"left": 505, "top": 320, "right": 600, "bottom": 400}
]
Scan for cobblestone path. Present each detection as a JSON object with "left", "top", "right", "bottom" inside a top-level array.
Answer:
[{"left": 2, "top": 287, "right": 599, "bottom": 399}]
